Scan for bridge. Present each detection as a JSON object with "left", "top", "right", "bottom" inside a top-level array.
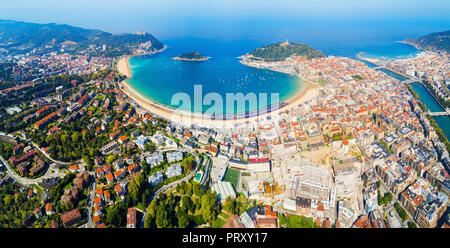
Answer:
[
  {"left": 428, "top": 110, "right": 450, "bottom": 116},
  {"left": 403, "top": 79, "right": 415, "bottom": 84}
]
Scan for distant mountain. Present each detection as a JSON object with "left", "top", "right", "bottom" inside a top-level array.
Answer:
[
  {"left": 0, "top": 19, "right": 164, "bottom": 57},
  {"left": 404, "top": 30, "right": 450, "bottom": 53},
  {"left": 245, "top": 41, "right": 325, "bottom": 62}
]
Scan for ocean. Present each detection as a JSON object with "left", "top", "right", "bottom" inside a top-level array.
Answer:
[
  {"left": 127, "top": 41, "right": 303, "bottom": 115},
  {"left": 126, "top": 36, "right": 422, "bottom": 114},
  {"left": 124, "top": 15, "right": 448, "bottom": 135}
]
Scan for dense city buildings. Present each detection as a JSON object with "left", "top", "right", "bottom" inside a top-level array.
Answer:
[{"left": 0, "top": 17, "right": 448, "bottom": 230}]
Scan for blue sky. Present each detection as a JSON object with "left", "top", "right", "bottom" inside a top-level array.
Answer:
[
  {"left": 0, "top": 0, "right": 449, "bottom": 36},
  {"left": 2, "top": 0, "right": 449, "bottom": 16}
]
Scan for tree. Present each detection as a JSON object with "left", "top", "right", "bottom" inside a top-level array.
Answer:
[
  {"left": 182, "top": 156, "right": 195, "bottom": 172},
  {"left": 142, "top": 159, "right": 150, "bottom": 177},
  {"left": 83, "top": 155, "right": 93, "bottom": 171},
  {"left": 177, "top": 210, "right": 189, "bottom": 228},
  {"left": 394, "top": 203, "right": 408, "bottom": 222},
  {"left": 200, "top": 190, "right": 218, "bottom": 224},
  {"left": 223, "top": 197, "right": 236, "bottom": 214},
  {"left": 385, "top": 192, "right": 393, "bottom": 202},
  {"left": 178, "top": 181, "right": 186, "bottom": 195},
  {"left": 181, "top": 196, "right": 194, "bottom": 214},
  {"left": 3, "top": 195, "right": 12, "bottom": 206},
  {"left": 144, "top": 214, "right": 154, "bottom": 228},
  {"left": 185, "top": 183, "right": 192, "bottom": 197},
  {"left": 71, "top": 132, "right": 80, "bottom": 144},
  {"left": 278, "top": 213, "right": 287, "bottom": 226},
  {"left": 407, "top": 221, "right": 417, "bottom": 228},
  {"left": 144, "top": 142, "right": 156, "bottom": 153},
  {"left": 193, "top": 183, "right": 205, "bottom": 196},
  {"left": 61, "top": 134, "right": 69, "bottom": 144},
  {"left": 128, "top": 174, "right": 145, "bottom": 206},
  {"left": 105, "top": 203, "right": 127, "bottom": 227},
  {"left": 147, "top": 199, "right": 158, "bottom": 218},
  {"left": 155, "top": 204, "right": 171, "bottom": 228},
  {"left": 106, "top": 154, "right": 117, "bottom": 164}
]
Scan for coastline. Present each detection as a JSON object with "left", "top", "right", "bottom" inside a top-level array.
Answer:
[
  {"left": 117, "top": 45, "right": 168, "bottom": 79},
  {"left": 117, "top": 56, "right": 132, "bottom": 78},
  {"left": 117, "top": 55, "right": 318, "bottom": 128},
  {"left": 398, "top": 40, "right": 424, "bottom": 52},
  {"left": 357, "top": 41, "right": 431, "bottom": 65}
]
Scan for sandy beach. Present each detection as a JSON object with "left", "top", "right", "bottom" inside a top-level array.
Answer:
[
  {"left": 117, "top": 56, "right": 318, "bottom": 128},
  {"left": 117, "top": 56, "right": 132, "bottom": 78},
  {"left": 358, "top": 48, "right": 434, "bottom": 65}
]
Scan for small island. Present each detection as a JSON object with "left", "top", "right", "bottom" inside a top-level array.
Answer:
[{"left": 172, "top": 51, "right": 209, "bottom": 61}]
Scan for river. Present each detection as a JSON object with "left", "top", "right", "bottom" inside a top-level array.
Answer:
[
  {"left": 410, "top": 82, "right": 450, "bottom": 140},
  {"left": 356, "top": 60, "right": 450, "bottom": 141}
]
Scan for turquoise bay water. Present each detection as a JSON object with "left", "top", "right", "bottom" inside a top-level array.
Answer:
[
  {"left": 128, "top": 46, "right": 303, "bottom": 115},
  {"left": 124, "top": 17, "right": 448, "bottom": 136},
  {"left": 127, "top": 39, "right": 422, "bottom": 115},
  {"left": 360, "top": 42, "right": 422, "bottom": 60}
]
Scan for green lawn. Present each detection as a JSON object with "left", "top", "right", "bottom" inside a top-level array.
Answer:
[
  {"left": 219, "top": 211, "right": 230, "bottom": 219},
  {"left": 224, "top": 168, "right": 240, "bottom": 189},
  {"left": 63, "top": 182, "right": 73, "bottom": 190},
  {"left": 279, "top": 214, "right": 317, "bottom": 228},
  {"left": 212, "top": 218, "right": 226, "bottom": 228},
  {"left": 188, "top": 214, "right": 205, "bottom": 226}
]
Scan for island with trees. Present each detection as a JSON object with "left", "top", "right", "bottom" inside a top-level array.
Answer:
[
  {"left": 172, "top": 51, "right": 209, "bottom": 61},
  {"left": 242, "top": 41, "right": 325, "bottom": 62}
]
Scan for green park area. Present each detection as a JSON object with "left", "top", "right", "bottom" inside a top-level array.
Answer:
[
  {"left": 278, "top": 214, "right": 318, "bottom": 228},
  {"left": 224, "top": 168, "right": 240, "bottom": 189}
]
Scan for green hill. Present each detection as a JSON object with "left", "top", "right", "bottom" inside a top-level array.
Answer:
[
  {"left": 0, "top": 19, "right": 164, "bottom": 57},
  {"left": 404, "top": 30, "right": 450, "bottom": 53},
  {"left": 246, "top": 41, "right": 325, "bottom": 62}
]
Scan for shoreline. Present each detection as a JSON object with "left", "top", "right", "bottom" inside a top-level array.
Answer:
[
  {"left": 357, "top": 41, "right": 431, "bottom": 65},
  {"left": 117, "top": 56, "right": 132, "bottom": 78},
  {"left": 117, "top": 55, "right": 318, "bottom": 128},
  {"left": 398, "top": 40, "right": 424, "bottom": 52},
  {"left": 117, "top": 45, "right": 168, "bottom": 79}
]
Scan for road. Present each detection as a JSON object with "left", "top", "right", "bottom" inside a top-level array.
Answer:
[
  {"left": 200, "top": 157, "right": 211, "bottom": 186},
  {"left": 0, "top": 155, "right": 63, "bottom": 185},
  {"left": 86, "top": 177, "right": 96, "bottom": 228},
  {"left": 0, "top": 133, "right": 71, "bottom": 185},
  {"left": 31, "top": 141, "right": 78, "bottom": 166},
  {"left": 376, "top": 173, "right": 418, "bottom": 227}
]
